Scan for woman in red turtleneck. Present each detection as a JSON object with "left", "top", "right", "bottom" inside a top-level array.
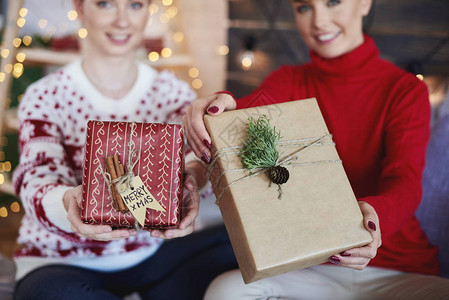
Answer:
[{"left": 184, "top": 0, "right": 449, "bottom": 298}]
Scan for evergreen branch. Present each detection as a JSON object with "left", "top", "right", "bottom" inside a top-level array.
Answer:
[{"left": 240, "top": 115, "right": 281, "bottom": 170}]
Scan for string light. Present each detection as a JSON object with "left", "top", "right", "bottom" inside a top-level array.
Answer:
[
  {"left": 149, "top": 3, "right": 159, "bottom": 15},
  {"left": 166, "top": 6, "right": 178, "bottom": 18},
  {"left": 240, "top": 52, "right": 254, "bottom": 70},
  {"left": 22, "top": 36, "right": 32, "bottom": 46},
  {"left": 161, "top": 48, "right": 172, "bottom": 58},
  {"left": 192, "top": 78, "right": 203, "bottom": 90},
  {"left": 10, "top": 202, "right": 20, "bottom": 213},
  {"left": 16, "top": 17, "right": 26, "bottom": 28},
  {"left": 13, "top": 63, "right": 24, "bottom": 78},
  {"left": 217, "top": 45, "right": 229, "bottom": 56},
  {"left": 13, "top": 38, "right": 22, "bottom": 48},
  {"left": 0, "top": 73, "right": 5, "bottom": 83},
  {"left": 78, "top": 28, "right": 88, "bottom": 39},
  {"left": 38, "top": 19, "right": 48, "bottom": 29},
  {"left": 148, "top": 51, "right": 159, "bottom": 62},
  {"left": 4, "top": 64, "right": 13, "bottom": 74},
  {"left": 1, "top": 49, "right": 10, "bottom": 58},
  {"left": 0, "top": 207, "right": 7, "bottom": 218},
  {"left": 160, "top": 13, "right": 170, "bottom": 23},
  {"left": 16, "top": 52, "right": 26, "bottom": 63},
  {"left": 19, "top": 7, "right": 28, "bottom": 17},
  {"left": 67, "top": 10, "right": 78, "bottom": 21},
  {"left": 188, "top": 67, "right": 199, "bottom": 78},
  {"left": 162, "top": 0, "right": 173, "bottom": 6},
  {"left": 173, "top": 31, "right": 184, "bottom": 42}
]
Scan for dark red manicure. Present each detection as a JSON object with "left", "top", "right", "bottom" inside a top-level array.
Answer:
[
  {"left": 329, "top": 256, "right": 340, "bottom": 263},
  {"left": 203, "top": 139, "right": 211, "bottom": 149},
  {"left": 368, "top": 221, "right": 377, "bottom": 231},
  {"left": 207, "top": 106, "right": 219, "bottom": 114},
  {"left": 202, "top": 152, "right": 211, "bottom": 164},
  {"left": 340, "top": 252, "right": 351, "bottom": 257}
]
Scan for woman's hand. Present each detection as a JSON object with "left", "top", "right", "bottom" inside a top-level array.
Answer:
[
  {"left": 149, "top": 169, "right": 200, "bottom": 239},
  {"left": 328, "top": 201, "right": 382, "bottom": 270},
  {"left": 63, "top": 185, "right": 138, "bottom": 241},
  {"left": 183, "top": 93, "right": 237, "bottom": 162}
]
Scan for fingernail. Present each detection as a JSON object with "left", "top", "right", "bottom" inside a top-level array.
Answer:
[
  {"left": 165, "top": 232, "right": 173, "bottom": 238},
  {"left": 202, "top": 152, "right": 211, "bottom": 164},
  {"left": 329, "top": 256, "right": 340, "bottom": 264},
  {"left": 340, "top": 252, "right": 351, "bottom": 257},
  {"left": 203, "top": 139, "right": 211, "bottom": 149},
  {"left": 121, "top": 232, "right": 129, "bottom": 238},
  {"left": 368, "top": 221, "right": 377, "bottom": 231},
  {"left": 103, "top": 227, "right": 112, "bottom": 233},
  {"left": 207, "top": 106, "right": 219, "bottom": 114}
]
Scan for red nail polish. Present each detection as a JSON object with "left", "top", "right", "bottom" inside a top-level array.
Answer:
[
  {"left": 340, "top": 252, "right": 351, "bottom": 257},
  {"left": 203, "top": 139, "right": 211, "bottom": 149},
  {"left": 202, "top": 152, "right": 211, "bottom": 164},
  {"left": 329, "top": 256, "right": 340, "bottom": 263},
  {"left": 368, "top": 221, "right": 377, "bottom": 231},
  {"left": 207, "top": 106, "right": 219, "bottom": 114}
]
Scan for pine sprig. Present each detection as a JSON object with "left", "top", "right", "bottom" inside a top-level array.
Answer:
[{"left": 240, "top": 115, "right": 281, "bottom": 170}]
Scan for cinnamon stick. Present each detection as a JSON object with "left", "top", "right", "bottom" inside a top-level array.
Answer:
[
  {"left": 113, "top": 154, "right": 128, "bottom": 212},
  {"left": 105, "top": 156, "right": 119, "bottom": 210}
]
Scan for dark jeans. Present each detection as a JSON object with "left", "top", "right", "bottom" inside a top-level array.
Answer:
[{"left": 14, "top": 225, "right": 237, "bottom": 300}]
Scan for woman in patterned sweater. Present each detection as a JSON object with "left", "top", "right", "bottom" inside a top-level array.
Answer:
[{"left": 12, "top": 0, "right": 236, "bottom": 299}]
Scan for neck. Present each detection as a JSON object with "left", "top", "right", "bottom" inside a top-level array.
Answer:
[{"left": 81, "top": 54, "right": 138, "bottom": 100}]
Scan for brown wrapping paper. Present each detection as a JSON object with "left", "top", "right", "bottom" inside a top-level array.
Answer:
[{"left": 204, "top": 98, "right": 372, "bottom": 284}]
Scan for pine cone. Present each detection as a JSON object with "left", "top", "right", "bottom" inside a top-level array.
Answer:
[{"left": 268, "top": 166, "right": 289, "bottom": 185}]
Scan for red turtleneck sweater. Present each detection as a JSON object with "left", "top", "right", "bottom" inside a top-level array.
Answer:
[{"left": 236, "top": 35, "right": 439, "bottom": 275}]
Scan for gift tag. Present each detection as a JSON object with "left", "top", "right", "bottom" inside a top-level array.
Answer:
[{"left": 117, "top": 176, "right": 166, "bottom": 227}]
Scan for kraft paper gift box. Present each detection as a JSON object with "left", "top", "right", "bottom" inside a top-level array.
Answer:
[
  {"left": 81, "top": 121, "right": 184, "bottom": 229},
  {"left": 204, "top": 98, "right": 372, "bottom": 284}
]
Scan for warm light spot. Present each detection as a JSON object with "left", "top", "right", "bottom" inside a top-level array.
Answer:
[
  {"left": 3, "top": 161, "right": 11, "bottom": 172},
  {"left": 166, "top": 6, "right": 178, "bottom": 18},
  {"left": 68, "top": 10, "right": 78, "bottom": 21},
  {"left": 160, "top": 13, "right": 170, "bottom": 23},
  {"left": 16, "top": 52, "right": 26, "bottom": 63},
  {"left": 10, "top": 202, "right": 20, "bottom": 213},
  {"left": 416, "top": 74, "right": 424, "bottom": 81},
  {"left": 22, "top": 36, "right": 32, "bottom": 46},
  {"left": 162, "top": 0, "right": 173, "bottom": 6},
  {"left": 4, "top": 64, "right": 13, "bottom": 74},
  {"left": 173, "top": 31, "right": 184, "bottom": 42},
  {"left": 18, "top": 94, "right": 24, "bottom": 102},
  {"left": 0, "top": 164, "right": 3, "bottom": 172},
  {"left": 0, "top": 73, "right": 5, "bottom": 83},
  {"left": 19, "top": 7, "right": 28, "bottom": 17},
  {"left": 0, "top": 174, "right": 4, "bottom": 185},
  {"left": 241, "top": 57, "right": 253, "bottom": 69},
  {"left": 13, "top": 38, "right": 22, "bottom": 48},
  {"left": 148, "top": 51, "right": 159, "bottom": 62},
  {"left": 78, "top": 28, "right": 88, "bottom": 39},
  {"left": 0, "top": 207, "right": 7, "bottom": 218},
  {"left": 217, "top": 45, "right": 229, "bottom": 56},
  {"left": 1, "top": 49, "right": 9, "bottom": 58},
  {"left": 149, "top": 3, "right": 159, "bottom": 15},
  {"left": 38, "top": 19, "right": 48, "bottom": 29},
  {"left": 189, "top": 67, "right": 199, "bottom": 78},
  {"left": 17, "top": 17, "right": 26, "bottom": 28},
  {"left": 13, "top": 63, "right": 24, "bottom": 78},
  {"left": 161, "top": 47, "right": 172, "bottom": 58},
  {"left": 192, "top": 78, "right": 203, "bottom": 90}
]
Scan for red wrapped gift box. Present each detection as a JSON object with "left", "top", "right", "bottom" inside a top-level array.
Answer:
[{"left": 81, "top": 121, "right": 184, "bottom": 229}]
